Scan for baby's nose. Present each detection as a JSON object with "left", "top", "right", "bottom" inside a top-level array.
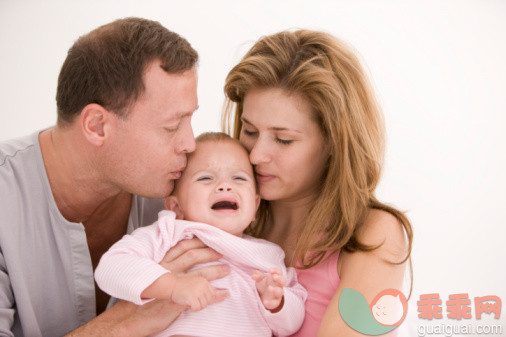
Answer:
[{"left": 216, "top": 181, "right": 232, "bottom": 192}]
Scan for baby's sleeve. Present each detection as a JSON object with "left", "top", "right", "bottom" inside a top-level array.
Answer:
[
  {"left": 262, "top": 267, "right": 308, "bottom": 336},
  {"left": 94, "top": 220, "right": 173, "bottom": 305}
]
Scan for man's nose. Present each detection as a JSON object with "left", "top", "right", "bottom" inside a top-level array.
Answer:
[{"left": 176, "top": 120, "right": 196, "bottom": 154}]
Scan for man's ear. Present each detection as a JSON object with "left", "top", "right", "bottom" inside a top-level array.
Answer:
[
  {"left": 164, "top": 196, "right": 185, "bottom": 220},
  {"left": 81, "top": 103, "right": 111, "bottom": 146}
]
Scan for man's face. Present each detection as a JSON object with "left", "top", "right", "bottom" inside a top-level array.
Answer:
[
  {"left": 173, "top": 140, "right": 259, "bottom": 237},
  {"left": 102, "top": 60, "right": 198, "bottom": 198}
]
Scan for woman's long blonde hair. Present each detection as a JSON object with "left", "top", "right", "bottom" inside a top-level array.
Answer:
[{"left": 222, "top": 30, "right": 413, "bottom": 274}]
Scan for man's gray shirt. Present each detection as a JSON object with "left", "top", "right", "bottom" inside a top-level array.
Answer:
[{"left": 0, "top": 132, "right": 165, "bottom": 337}]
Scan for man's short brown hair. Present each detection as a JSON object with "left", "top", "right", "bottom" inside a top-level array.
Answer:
[{"left": 56, "top": 17, "right": 198, "bottom": 126}]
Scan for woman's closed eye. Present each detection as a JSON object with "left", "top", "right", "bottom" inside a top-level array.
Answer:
[
  {"left": 243, "top": 128, "right": 292, "bottom": 145},
  {"left": 242, "top": 128, "right": 257, "bottom": 136},
  {"left": 275, "top": 137, "right": 293, "bottom": 145}
]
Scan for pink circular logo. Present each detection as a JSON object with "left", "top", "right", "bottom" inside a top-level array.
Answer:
[{"left": 369, "top": 288, "right": 408, "bottom": 327}]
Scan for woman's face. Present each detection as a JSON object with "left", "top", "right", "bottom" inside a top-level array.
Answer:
[{"left": 240, "top": 88, "right": 329, "bottom": 202}]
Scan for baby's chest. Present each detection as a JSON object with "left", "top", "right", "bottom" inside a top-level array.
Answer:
[{"left": 191, "top": 260, "right": 258, "bottom": 298}]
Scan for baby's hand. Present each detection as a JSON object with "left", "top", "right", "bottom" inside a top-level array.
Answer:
[
  {"left": 171, "top": 275, "right": 217, "bottom": 312},
  {"left": 252, "top": 268, "right": 286, "bottom": 311}
]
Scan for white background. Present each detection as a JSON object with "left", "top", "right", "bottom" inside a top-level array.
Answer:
[{"left": 1, "top": 1, "right": 505, "bottom": 335}]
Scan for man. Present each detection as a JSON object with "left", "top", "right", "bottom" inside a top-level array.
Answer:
[{"left": 0, "top": 17, "right": 229, "bottom": 337}]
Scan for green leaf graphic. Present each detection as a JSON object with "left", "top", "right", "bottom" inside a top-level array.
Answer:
[{"left": 339, "top": 288, "right": 397, "bottom": 335}]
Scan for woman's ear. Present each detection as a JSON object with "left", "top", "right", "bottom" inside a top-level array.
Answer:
[{"left": 164, "top": 196, "right": 185, "bottom": 220}]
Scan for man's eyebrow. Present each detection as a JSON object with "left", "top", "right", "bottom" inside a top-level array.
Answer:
[
  {"left": 178, "top": 105, "right": 199, "bottom": 118},
  {"left": 241, "top": 116, "right": 301, "bottom": 133},
  {"left": 177, "top": 111, "right": 193, "bottom": 118},
  {"left": 164, "top": 106, "right": 199, "bottom": 121}
]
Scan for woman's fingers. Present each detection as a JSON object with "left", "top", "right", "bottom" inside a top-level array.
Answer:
[
  {"left": 214, "top": 289, "right": 230, "bottom": 303},
  {"left": 160, "top": 238, "right": 207, "bottom": 264},
  {"left": 187, "top": 264, "right": 230, "bottom": 282},
  {"left": 160, "top": 245, "right": 223, "bottom": 274}
]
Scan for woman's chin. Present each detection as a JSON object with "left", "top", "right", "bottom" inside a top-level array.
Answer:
[{"left": 259, "top": 187, "right": 285, "bottom": 201}]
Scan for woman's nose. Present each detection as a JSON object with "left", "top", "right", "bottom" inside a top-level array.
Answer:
[{"left": 248, "top": 137, "right": 270, "bottom": 165}]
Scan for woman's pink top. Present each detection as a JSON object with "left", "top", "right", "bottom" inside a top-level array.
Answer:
[{"left": 290, "top": 250, "right": 341, "bottom": 337}]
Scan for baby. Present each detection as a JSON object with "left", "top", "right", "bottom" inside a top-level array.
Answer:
[{"left": 95, "top": 132, "right": 307, "bottom": 337}]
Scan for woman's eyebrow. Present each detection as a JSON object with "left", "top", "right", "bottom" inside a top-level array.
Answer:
[
  {"left": 241, "top": 116, "right": 302, "bottom": 133},
  {"left": 241, "top": 116, "right": 253, "bottom": 125},
  {"left": 269, "top": 126, "right": 302, "bottom": 133}
]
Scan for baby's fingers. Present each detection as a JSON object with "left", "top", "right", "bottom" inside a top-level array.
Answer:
[
  {"left": 251, "top": 270, "right": 265, "bottom": 282},
  {"left": 269, "top": 268, "right": 283, "bottom": 276},
  {"left": 189, "top": 298, "right": 202, "bottom": 312},
  {"left": 271, "top": 272, "right": 286, "bottom": 287},
  {"left": 268, "top": 285, "right": 284, "bottom": 299}
]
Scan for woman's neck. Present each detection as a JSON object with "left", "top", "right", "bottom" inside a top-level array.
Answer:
[{"left": 264, "top": 193, "right": 317, "bottom": 253}]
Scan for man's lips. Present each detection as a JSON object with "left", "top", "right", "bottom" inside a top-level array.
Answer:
[
  {"left": 170, "top": 166, "right": 186, "bottom": 179},
  {"left": 170, "top": 171, "right": 182, "bottom": 179}
]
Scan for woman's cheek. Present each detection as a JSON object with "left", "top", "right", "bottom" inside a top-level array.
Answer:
[{"left": 239, "top": 134, "right": 253, "bottom": 152}]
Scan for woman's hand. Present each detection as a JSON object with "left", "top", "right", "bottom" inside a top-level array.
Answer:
[{"left": 159, "top": 237, "right": 231, "bottom": 278}]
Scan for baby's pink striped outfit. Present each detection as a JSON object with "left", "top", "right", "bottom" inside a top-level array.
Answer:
[{"left": 95, "top": 210, "right": 307, "bottom": 337}]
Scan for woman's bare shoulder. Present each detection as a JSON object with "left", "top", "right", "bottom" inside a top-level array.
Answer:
[{"left": 355, "top": 208, "right": 409, "bottom": 262}]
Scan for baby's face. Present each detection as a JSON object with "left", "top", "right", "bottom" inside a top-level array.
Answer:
[
  {"left": 371, "top": 294, "right": 405, "bottom": 326},
  {"left": 173, "top": 140, "right": 259, "bottom": 236}
]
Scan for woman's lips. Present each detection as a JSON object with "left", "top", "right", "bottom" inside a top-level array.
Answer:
[{"left": 255, "top": 172, "right": 276, "bottom": 183}]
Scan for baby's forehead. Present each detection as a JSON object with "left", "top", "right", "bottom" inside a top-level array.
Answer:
[{"left": 186, "top": 139, "right": 253, "bottom": 171}]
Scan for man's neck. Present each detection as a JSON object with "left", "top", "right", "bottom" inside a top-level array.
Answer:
[{"left": 39, "top": 127, "right": 128, "bottom": 223}]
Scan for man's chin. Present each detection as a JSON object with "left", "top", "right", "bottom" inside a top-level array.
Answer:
[
  {"left": 137, "top": 180, "right": 175, "bottom": 199},
  {"left": 160, "top": 180, "right": 176, "bottom": 198}
]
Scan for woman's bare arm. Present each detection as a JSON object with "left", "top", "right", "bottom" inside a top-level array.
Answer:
[{"left": 317, "top": 210, "right": 409, "bottom": 337}]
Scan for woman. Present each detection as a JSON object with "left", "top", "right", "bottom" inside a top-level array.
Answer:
[{"left": 222, "top": 29, "right": 413, "bottom": 336}]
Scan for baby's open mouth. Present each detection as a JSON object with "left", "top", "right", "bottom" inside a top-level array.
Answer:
[{"left": 211, "top": 200, "right": 238, "bottom": 210}]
